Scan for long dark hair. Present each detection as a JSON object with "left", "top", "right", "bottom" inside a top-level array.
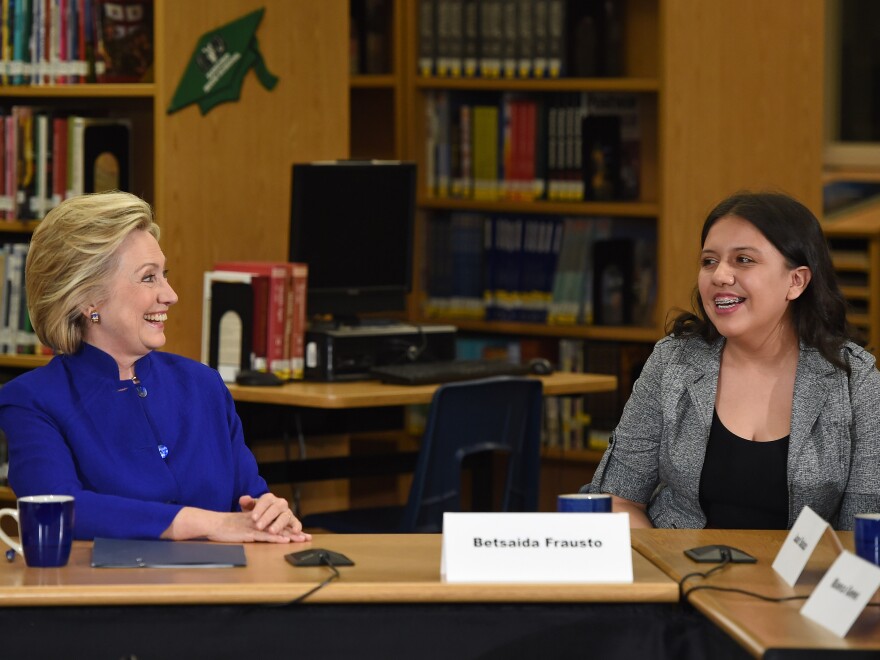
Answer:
[{"left": 669, "top": 191, "right": 853, "bottom": 372}]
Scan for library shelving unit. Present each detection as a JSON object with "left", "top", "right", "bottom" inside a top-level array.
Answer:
[
  {"left": 378, "top": 0, "right": 826, "bottom": 474},
  {"left": 350, "top": 0, "right": 410, "bottom": 159},
  {"left": 0, "top": 0, "right": 350, "bottom": 365},
  {"left": 400, "top": 0, "right": 824, "bottom": 345},
  {"left": 0, "top": 82, "right": 155, "bottom": 370},
  {"left": 822, "top": 195, "right": 880, "bottom": 353}
]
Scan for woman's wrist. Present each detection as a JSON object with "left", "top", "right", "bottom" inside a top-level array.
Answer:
[{"left": 161, "top": 506, "right": 221, "bottom": 540}]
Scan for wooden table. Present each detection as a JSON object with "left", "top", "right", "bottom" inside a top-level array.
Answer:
[
  {"left": 0, "top": 534, "right": 736, "bottom": 660},
  {"left": 632, "top": 529, "right": 880, "bottom": 658},
  {"left": 226, "top": 371, "right": 618, "bottom": 408},
  {"left": 0, "top": 534, "right": 673, "bottom": 606}
]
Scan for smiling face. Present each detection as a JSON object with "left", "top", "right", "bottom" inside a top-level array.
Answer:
[
  {"left": 698, "top": 214, "right": 811, "bottom": 346},
  {"left": 83, "top": 230, "right": 178, "bottom": 376}
]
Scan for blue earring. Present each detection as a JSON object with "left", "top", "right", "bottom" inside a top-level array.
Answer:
[{"left": 90, "top": 311, "right": 100, "bottom": 324}]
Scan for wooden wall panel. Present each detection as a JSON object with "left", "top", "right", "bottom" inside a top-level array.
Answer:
[
  {"left": 155, "top": 1, "right": 348, "bottom": 359},
  {"left": 658, "top": 0, "right": 824, "bottom": 320}
]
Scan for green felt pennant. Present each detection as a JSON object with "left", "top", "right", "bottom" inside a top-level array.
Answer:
[{"left": 168, "top": 8, "right": 278, "bottom": 115}]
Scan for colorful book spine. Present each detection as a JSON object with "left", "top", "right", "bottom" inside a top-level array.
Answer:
[
  {"left": 288, "top": 262, "right": 308, "bottom": 380},
  {"left": 3, "top": 115, "right": 16, "bottom": 219},
  {"left": 472, "top": 104, "right": 499, "bottom": 200}
]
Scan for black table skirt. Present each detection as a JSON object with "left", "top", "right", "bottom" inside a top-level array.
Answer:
[{"left": 0, "top": 602, "right": 750, "bottom": 660}]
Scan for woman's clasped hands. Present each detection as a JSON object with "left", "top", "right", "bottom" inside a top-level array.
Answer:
[
  {"left": 237, "top": 493, "right": 311, "bottom": 543},
  {"left": 172, "top": 493, "right": 312, "bottom": 544}
]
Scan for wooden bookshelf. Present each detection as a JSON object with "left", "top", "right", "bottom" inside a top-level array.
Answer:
[
  {"left": 823, "top": 197, "right": 880, "bottom": 352},
  {"left": 0, "top": 84, "right": 156, "bottom": 98},
  {"left": 349, "top": 0, "right": 409, "bottom": 159},
  {"left": 389, "top": 0, "right": 824, "bottom": 349},
  {"left": 0, "top": 222, "right": 41, "bottom": 234},
  {"left": 414, "top": 77, "right": 660, "bottom": 93},
  {"left": 0, "top": 1, "right": 350, "bottom": 363},
  {"left": 418, "top": 196, "right": 659, "bottom": 218},
  {"left": 0, "top": 354, "right": 53, "bottom": 370}
]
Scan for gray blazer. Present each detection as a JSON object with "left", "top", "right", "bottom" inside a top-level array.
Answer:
[{"left": 589, "top": 335, "right": 880, "bottom": 530}]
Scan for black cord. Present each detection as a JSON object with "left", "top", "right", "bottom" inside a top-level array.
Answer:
[
  {"left": 683, "top": 584, "right": 809, "bottom": 602},
  {"left": 677, "top": 552, "right": 880, "bottom": 606},
  {"left": 678, "top": 553, "right": 732, "bottom": 600},
  {"left": 275, "top": 553, "right": 341, "bottom": 606}
]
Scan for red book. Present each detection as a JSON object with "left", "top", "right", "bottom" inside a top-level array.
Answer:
[
  {"left": 522, "top": 99, "right": 537, "bottom": 201},
  {"left": 288, "top": 263, "right": 308, "bottom": 380},
  {"left": 213, "top": 261, "right": 291, "bottom": 379}
]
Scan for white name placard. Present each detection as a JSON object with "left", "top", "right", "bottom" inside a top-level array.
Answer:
[
  {"left": 441, "top": 512, "right": 633, "bottom": 583},
  {"left": 800, "top": 551, "right": 880, "bottom": 637},
  {"left": 772, "top": 506, "right": 830, "bottom": 587}
]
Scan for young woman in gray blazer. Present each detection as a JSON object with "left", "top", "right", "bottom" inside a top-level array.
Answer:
[{"left": 588, "top": 191, "right": 880, "bottom": 530}]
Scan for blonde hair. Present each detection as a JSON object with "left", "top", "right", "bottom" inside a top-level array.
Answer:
[{"left": 26, "top": 191, "right": 160, "bottom": 354}]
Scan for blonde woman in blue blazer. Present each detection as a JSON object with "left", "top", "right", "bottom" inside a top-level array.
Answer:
[{"left": 589, "top": 192, "right": 880, "bottom": 530}]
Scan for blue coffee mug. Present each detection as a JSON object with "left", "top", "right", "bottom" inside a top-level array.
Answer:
[
  {"left": 557, "top": 493, "right": 612, "bottom": 513},
  {"left": 0, "top": 495, "right": 75, "bottom": 567},
  {"left": 854, "top": 513, "right": 880, "bottom": 566}
]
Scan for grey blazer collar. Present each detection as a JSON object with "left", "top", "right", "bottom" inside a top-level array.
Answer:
[{"left": 681, "top": 337, "right": 836, "bottom": 446}]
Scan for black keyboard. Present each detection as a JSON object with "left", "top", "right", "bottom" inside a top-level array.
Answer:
[{"left": 370, "top": 360, "right": 532, "bottom": 385}]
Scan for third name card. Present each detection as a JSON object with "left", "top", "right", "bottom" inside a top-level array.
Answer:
[
  {"left": 441, "top": 512, "right": 633, "bottom": 583},
  {"left": 772, "top": 506, "right": 830, "bottom": 586}
]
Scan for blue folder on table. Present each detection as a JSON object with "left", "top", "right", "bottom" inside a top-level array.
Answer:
[{"left": 91, "top": 537, "right": 247, "bottom": 568}]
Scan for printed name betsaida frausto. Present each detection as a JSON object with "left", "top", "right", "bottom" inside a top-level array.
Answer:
[{"left": 473, "top": 538, "right": 603, "bottom": 548}]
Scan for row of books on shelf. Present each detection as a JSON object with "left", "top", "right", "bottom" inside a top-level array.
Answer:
[
  {"left": 418, "top": 0, "right": 624, "bottom": 79},
  {"left": 0, "top": 241, "right": 50, "bottom": 357},
  {"left": 423, "top": 212, "right": 656, "bottom": 327},
  {"left": 0, "top": 0, "right": 153, "bottom": 85},
  {"left": 200, "top": 261, "right": 308, "bottom": 384},
  {"left": 349, "top": 0, "right": 390, "bottom": 75},
  {"left": 0, "top": 107, "right": 130, "bottom": 221},
  {"left": 425, "top": 91, "right": 640, "bottom": 203}
]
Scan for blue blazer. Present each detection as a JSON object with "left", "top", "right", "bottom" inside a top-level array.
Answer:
[
  {"left": 590, "top": 336, "right": 880, "bottom": 530},
  {"left": 0, "top": 344, "right": 269, "bottom": 539}
]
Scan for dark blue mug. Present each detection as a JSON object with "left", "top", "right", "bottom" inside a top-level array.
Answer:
[
  {"left": 854, "top": 513, "right": 880, "bottom": 566},
  {"left": 557, "top": 493, "right": 613, "bottom": 513},
  {"left": 0, "top": 495, "right": 75, "bottom": 567}
]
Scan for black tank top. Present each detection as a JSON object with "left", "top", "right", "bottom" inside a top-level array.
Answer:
[{"left": 698, "top": 410, "right": 790, "bottom": 529}]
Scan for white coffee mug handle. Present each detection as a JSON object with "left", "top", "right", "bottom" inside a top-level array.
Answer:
[{"left": 0, "top": 508, "right": 22, "bottom": 556}]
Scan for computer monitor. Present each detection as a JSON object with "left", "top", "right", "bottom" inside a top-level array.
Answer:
[{"left": 288, "top": 160, "right": 416, "bottom": 324}]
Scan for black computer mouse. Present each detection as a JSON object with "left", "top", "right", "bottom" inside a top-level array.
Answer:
[{"left": 528, "top": 358, "right": 554, "bottom": 375}]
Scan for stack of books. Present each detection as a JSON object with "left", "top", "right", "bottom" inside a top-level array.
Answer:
[
  {"left": 418, "top": 0, "right": 624, "bottom": 80},
  {"left": 1, "top": 108, "right": 131, "bottom": 221},
  {"left": 0, "top": 241, "right": 45, "bottom": 356},
  {"left": 0, "top": 0, "right": 154, "bottom": 86},
  {"left": 201, "top": 261, "right": 308, "bottom": 382},
  {"left": 425, "top": 91, "right": 641, "bottom": 203},
  {"left": 423, "top": 212, "right": 656, "bottom": 328}
]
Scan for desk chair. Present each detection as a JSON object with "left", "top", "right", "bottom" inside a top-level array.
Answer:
[{"left": 301, "top": 376, "right": 543, "bottom": 533}]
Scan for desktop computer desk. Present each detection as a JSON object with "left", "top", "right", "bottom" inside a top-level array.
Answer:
[
  {"left": 225, "top": 372, "right": 618, "bottom": 489},
  {"left": 225, "top": 371, "right": 618, "bottom": 409}
]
